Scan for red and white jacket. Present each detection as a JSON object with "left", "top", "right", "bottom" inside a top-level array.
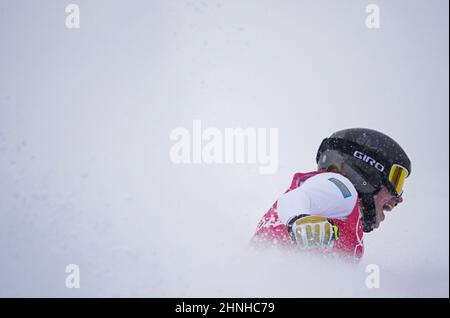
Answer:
[{"left": 251, "top": 171, "right": 364, "bottom": 261}]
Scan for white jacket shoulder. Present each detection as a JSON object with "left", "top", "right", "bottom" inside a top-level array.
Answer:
[{"left": 277, "top": 172, "right": 358, "bottom": 224}]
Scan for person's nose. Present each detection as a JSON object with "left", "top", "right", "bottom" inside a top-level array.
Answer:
[{"left": 394, "top": 196, "right": 403, "bottom": 206}]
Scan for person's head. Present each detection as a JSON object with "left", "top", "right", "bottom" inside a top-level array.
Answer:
[{"left": 316, "top": 128, "right": 411, "bottom": 232}]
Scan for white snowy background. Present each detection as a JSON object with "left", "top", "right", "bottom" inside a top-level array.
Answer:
[{"left": 0, "top": 0, "right": 448, "bottom": 297}]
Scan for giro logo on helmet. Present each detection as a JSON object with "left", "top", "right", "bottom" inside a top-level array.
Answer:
[{"left": 353, "top": 151, "right": 385, "bottom": 172}]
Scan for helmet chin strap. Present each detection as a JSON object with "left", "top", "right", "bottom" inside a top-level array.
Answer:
[{"left": 360, "top": 193, "right": 378, "bottom": 233}]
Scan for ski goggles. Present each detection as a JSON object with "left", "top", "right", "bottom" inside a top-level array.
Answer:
[{"left": 388, "top": 164, "right": 409, "bottom": 196}]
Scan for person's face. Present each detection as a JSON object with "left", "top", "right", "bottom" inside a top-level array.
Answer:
[{"left": 371, "top": 187, "right": 403, "bottom": 230}]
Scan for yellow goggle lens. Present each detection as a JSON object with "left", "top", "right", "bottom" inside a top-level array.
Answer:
[{"left": 389, "top": 164, "right": 409, "bottom": 195}]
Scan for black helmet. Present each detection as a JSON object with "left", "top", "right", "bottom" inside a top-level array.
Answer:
[{"left": 316, "top": 128, "right": 411, "bottom": 232}]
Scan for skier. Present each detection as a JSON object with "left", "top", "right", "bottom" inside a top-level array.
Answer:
[{"left": 251, "top": 128, "right": 411, "bottom": 261}]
